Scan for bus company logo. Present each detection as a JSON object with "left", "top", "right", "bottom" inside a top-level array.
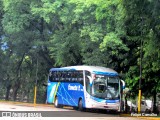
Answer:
[
  {"left": 68, "top": 84, "right": 81, "bottom": 91},
  {"left": 2, "top": 112, "right": 11, "bottom": 117}
]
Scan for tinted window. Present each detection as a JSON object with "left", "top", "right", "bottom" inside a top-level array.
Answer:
[{"left": 49, "top": 70, "right": 84, "bottom": 84}]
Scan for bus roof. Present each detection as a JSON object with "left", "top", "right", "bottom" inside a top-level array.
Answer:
[{"left": 50, "top": 65, "right": 118, "bottom": 76}]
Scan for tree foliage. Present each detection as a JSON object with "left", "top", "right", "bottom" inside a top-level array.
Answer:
[{"left": 0, "top": 0, "right": 159, "bottom": 102}]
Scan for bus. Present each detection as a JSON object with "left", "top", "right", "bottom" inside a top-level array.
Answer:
[{"left": 46, "top": 65, "right": 125, "bottom": 112}]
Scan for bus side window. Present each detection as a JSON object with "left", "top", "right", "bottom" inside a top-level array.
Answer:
[
  {"left": 51, "top": 71, "right": 54, "bottom": 82},
  {"left": 78, "top": 71, "right": 83, "bottom": 85},
  {"left": 61, "top": 72, "right": 65, "bottom": 81},
  {"left": 66, "top": 72, "right": 71, "bottom": 82},
  {"left": 55, "top": 71, "right": 59, "bottom": 81},
  {"left": 85, "top": 71, "right": 91, "bottom": 76},
  {"left": 70, "top": 72, "right": 74, "bottom": 82},
  {"left": 85, "top": 71, "right": 91, "bottom": 93},
  {"left": 49, "top": 71, "right": 56, "bottom": 82},
  {"left": 58, "top": 72, "right": 62, "bottom": 81},
  {"left": 74, "top": 72, "right": 78, "bottom": 82},
  {"left": 85, "top": 76, "right": 91, "bottom": 94},
  {"left": 72, "top": 72, "right": 77, "bottom": 82},
  {"left": 68, "top": 72, "right": 72, "bottom": 81},
  {"left": 52, "top": 71, "right": 56, "bottom": 81},
  {"left": 49, "top": 71, "right": 53, "bottom": 82}
]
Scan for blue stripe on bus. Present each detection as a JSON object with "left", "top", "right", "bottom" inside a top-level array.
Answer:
[
  {"left": 91, "top": 96, "right": 119, "bottom": 103},
  {"left": 93, "top": 71, "right": 118, "bottom": 76},
  {"left": 106, "top": 100, "right": 119, "bottom": 103},
  {"left": 50, "top": 68, "right": 76, "bottom": 71}
]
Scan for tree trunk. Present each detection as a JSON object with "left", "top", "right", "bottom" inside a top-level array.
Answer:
[
  {"left": 43, "top": 88, "right": 47, "bottom": 103},
  {"left": 12, "top": 82, "right": 20, "bottom": 101},
  {"left": 124, "top": 95, "right": 128, "bottom": 113},
  {"left": 20, "top": 91, "right": 24, "bottom": 102},
  {"left": 5, "top": 84, "right": 11, "bottom": 101},
  {"left": 27, "top": 89, "right": 30, "bottom": 103},
  {"left": 153, "top": 91, "right": 157, "bottom": 113}
]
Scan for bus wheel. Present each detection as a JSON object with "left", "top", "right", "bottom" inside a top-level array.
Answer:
[
  {"left": 78, "top": 99, "right": 85, "bottom": 111},
  {"left": 54, "top": 97, "right": 60, "bottom": 108}
]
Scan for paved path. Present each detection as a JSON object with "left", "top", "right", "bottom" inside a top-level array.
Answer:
[{"left": 0, "top": 101, "right": 155, "bottom": 120}]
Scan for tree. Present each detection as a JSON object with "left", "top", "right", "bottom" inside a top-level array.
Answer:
[
  {"left": 0, "top": 0, "right": 160, "bottom": 105},
  {"left": 123, "top": 0, "right": 160, "bottom": 103},
  {"left": 2, "top": 0, "right": 53, "bottom": 101}
]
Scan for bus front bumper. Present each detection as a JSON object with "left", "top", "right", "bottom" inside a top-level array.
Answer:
[{"left": 85, "top": 100, "right": 120, "bottom": 111}]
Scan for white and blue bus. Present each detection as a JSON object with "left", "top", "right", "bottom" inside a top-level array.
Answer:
[{"left": 46, "top": 65, "right": 125, "bottom": 112}]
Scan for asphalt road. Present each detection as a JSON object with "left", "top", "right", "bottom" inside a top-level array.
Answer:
[{"left": 0, "top": 102, "right": 145, "bottom": 120}]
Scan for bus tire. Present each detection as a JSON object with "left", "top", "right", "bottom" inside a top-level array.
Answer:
[
  {"left": 78, "top": 99, "right": 85, "bottom": 111},
  {"left": 54, "top": 97, "right": 60, "bottom": 108}
]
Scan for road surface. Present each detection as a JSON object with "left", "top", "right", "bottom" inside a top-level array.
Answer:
[{"left": 0, "top": 101, "right": 149, "bottom": 120}]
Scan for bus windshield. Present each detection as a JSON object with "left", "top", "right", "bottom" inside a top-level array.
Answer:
[{"left": 91, "top": 76, "right": 120, "bottom": 100}]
